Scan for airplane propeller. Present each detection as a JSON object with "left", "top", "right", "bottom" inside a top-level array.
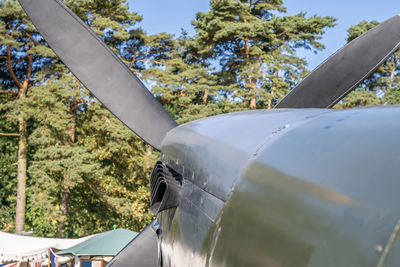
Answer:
[
  {"left": 18, "top": 0, "right": 400, "bottom": 148},
  {"left": 275, "top": 15, "right": 400, "bottom": 108},
  {"left": 17, "top": 0, "right": 177, "bottom": 151}
]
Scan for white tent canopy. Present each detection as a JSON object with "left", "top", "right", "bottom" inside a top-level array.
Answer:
[{"left": 0, "top": 232, "right": 92, "bottom": 263}]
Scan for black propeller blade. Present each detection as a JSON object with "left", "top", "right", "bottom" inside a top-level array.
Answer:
[
  {"left": 18, "top": 0, "right": 177, "bottom": 150},
  {"left": 106, "top": 221, "right": 159, "bottom": 267},
  {"left": 275, "top": 15, "right": 400, "bottom": 109}
]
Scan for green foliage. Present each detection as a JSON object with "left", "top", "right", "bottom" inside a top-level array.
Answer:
[
  {"left": 0, "top": 0, "right": 55, "bottom": 87},
  {"left": 192, "top": 0, "right": 336, "bottom": 109},
  {"left": 1, "top": 0, "right": 397, "bottom": 238},
  {"left": 336, "top": 89, "right": 383, "bottom": 109},
  {"left": 0, "top": 0, "right": 154, "bottom": 237},
  {"left": 143, "top": 35, "right": 226, "bottom": 123},
  {"left": 0, "top": 115, "right": 18, "bottom": 232},
  {"left": 79, "top": 101, "right": 155, "bottom": 233},
  {"left": 0, "top": 0, "right": 58, "bottom": 234},
  {"left": 143, "top": 0, "right": 335, "bottom": 126},
  {"left": 22, "top": 0, "right": 154, "bottom": 237}
]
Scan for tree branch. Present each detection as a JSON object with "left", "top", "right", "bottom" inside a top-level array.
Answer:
[
  {"left": 178, "top": 103, "right": 188, "bottom": 108},
  {"left": 129, "top": 54, "right": 137, "bottom": 68},
  {"left": 4, "top": 21, "right": 25, "bottom": 89},
  {"left": 79, "top": 100, "right": 95, "bottom": 104},
  {"left": 0, "top": 89, "right": 18, "bottom": 95},
  {"left": 134, "top": 58, "right": 164, "bottom": 65},
  {"left": 12, "top": 21, "right": 23, "bottom": 35},
  {"left": 22, "top": 34, "right": 33, "bottom": 89},
  {"left": 7, "top": 45, "right": 23, "bottom": 89},
  {"left": 0, "top": 132, "right": 20, "bottom": 137},
  {"left": 0, "top": 56, "right": 29, "bottom": 69}
]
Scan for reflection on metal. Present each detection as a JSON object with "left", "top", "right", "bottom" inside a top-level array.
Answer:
[
  {"left": 161, "top": 109, "right": 329, "bottom": 203},
  {"left": 377, "top": 219, "right": 400, "bottom": 267},
  {"left": 253, "top": 123, "right": 290, "bottom": 156},
  {"left": 159, "top": 107, "right": 400, "bottom": 266}
]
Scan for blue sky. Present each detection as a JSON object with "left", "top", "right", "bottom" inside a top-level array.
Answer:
[{"left": 127, "top": 0, "right": 398, "bottom": 69}]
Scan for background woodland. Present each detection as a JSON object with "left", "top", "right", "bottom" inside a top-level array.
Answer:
[{"left": 0, "top": 0, "right": 398, "bottom": 237}]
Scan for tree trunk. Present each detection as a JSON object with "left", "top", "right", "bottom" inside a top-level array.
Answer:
[
  {"left": 58, "top": 179, "right": 70, "bottom": 235},
  {"left": 250, "top": 96, "right": 256, "bottom": 110},
  {"left": 250, "top": 79, "right": 257, "bottom": 110},
  {"left": 58, "top": 86, "right": 79, "bottom": 235},
  {"left": 203, "top": 89, "right": 208, "bottom": 104},
  {"left": 10, "top": 48, "right": 32, "bottom": 233},
  {"left": 268, "top": 74, "right": 277, "bottom": 110},
  {"left": 69, "top": 97, "right": 77, "bottom": 144},
  {"left": 244, "top": 38, "right": 254, "bottom": 109},
  {"left": 15, "top": 115, "right": 27, "bottom": 233},
  {"left": 145, "top": 145, "right": 153, "bottom": 172},
  {"left": 386, "top": 56, "right": 398, "bottom": 94}
]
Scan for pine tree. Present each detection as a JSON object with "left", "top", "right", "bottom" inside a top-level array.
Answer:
[
  {"left": 79, "top": 100, "right": 156, "bottom": 235},
  {"left": 192, "top": 0, "right": 335, "bottom": 109},
  {"left": 143, "top": 33, "right": 226, "bottom": 124},
  {"left": 0, "top": 0, "right": 55, "bottom": 232},
  {"left": 23, "top": 0, "right": 154, "bottom": 236}
]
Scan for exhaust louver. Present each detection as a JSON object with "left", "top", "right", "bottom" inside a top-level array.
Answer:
[{"left": 150, "top": 161, "right": 182, "bottom": 214}]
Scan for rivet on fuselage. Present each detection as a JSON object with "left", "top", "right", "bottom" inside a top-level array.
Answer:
[{"left": 375, "top": 245, "right": 383, "bottom": 254}]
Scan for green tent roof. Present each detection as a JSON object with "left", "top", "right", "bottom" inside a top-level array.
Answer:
[{"left": 57, "top": 229, "right": 137, "bottom": 257}]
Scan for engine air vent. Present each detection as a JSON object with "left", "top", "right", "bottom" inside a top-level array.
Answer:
[{"left": 150, "top": 161, "right": 182, "bottom": 214}]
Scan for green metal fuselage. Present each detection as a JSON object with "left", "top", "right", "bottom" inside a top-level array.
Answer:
[{"left": 156, "top": 107, "right": 400, "bottom": 266}]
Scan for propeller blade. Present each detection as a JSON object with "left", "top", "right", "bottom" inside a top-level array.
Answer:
[
  {"left": 18, "top": 0, "right": 177, "bottom": 150},
  {"left": 275, "top": 15, "right": 400, "bottom": 108},
  {"left": 106, "top": 221, "right": 159, "bottom": 267}
]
